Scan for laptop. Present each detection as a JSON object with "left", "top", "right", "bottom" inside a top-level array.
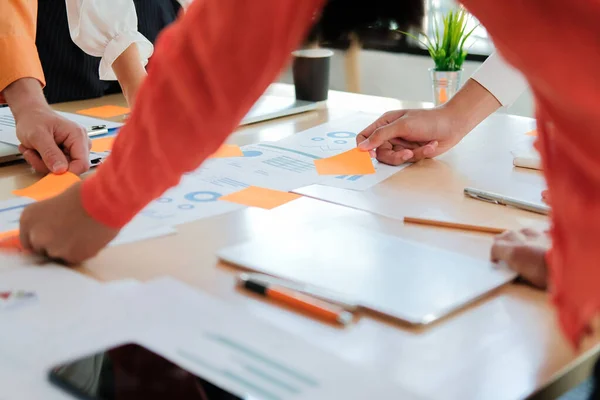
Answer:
[
  {"left": 240, "top": 95, "right": 318, "bottom": 125},
  {"left": 0, "top": 107, "right": 121, "bottom": 166}
]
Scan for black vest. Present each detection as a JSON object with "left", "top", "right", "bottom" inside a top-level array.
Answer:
[{"left": 36, "top": 0, "right": 181, "bottom": 104}]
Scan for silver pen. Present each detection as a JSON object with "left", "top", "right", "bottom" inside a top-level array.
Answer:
[
  {"left": 464, "top": 187, "right": 549, "bottom": 215},
  {"left": 87, "top": 125, "right": 108, "bottom": 137}
]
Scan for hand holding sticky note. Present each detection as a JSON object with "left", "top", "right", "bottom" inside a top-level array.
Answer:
[
  {"left": 314, "top": 148, "right": 375, "bottom": 175},
  {"left": 12, "top": 172, "right": 81, "bottom": 201}
]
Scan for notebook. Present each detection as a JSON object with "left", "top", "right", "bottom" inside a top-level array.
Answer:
[{"left": 218, "top": 226, "right": 517, "bottom": 325}]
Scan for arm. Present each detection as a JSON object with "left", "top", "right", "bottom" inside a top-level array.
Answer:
[
  {"left": 83, "top": 0, "right": 324, "bottom": 228},
  {"left": 1, "top": 1, "right": 89, "bottom": 174},
  {"left": 18, "top": 0, "right": 324, "bottom": 263},
  {"left": 357, "top": 52, "right": 528, "bottom": 165},
  {"left": 82, "top": 0, "right": 321, "bottom": 228},
  {"left": 111, "top": 44, "right": 146, "bottom": 107},
  {"left": 0, "top": 0, "right": 45, "bottom": 100},
  {"left": 65, "top": 0, "right": 153, "bottom": 106},
  {"left": 470, "top": 52, "right": 528, "bottom": 107}
]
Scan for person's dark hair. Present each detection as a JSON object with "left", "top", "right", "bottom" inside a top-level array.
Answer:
[{"left": 306, "top": 0, "right": 425, "bottom": 46}]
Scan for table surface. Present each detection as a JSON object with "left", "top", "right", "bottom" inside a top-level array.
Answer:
[{"left": 0, "top": 83, "right": 596, "bottom": 400}]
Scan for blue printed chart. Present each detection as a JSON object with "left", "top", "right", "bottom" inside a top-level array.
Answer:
[
  {"left": 0, "top": 196, "right": 174, "bottom": 247},
  {"left": 223, "top": 144, "right": 325, "bottom": 191},
  {"left": 276, "top": 113, "right": 376, "bottom": 158},
  {"left": 139, "top": 174, "right": 245, "bottom": 227},
  {"left": 275, "top": 113, "right": 410, "bottom": 191}
]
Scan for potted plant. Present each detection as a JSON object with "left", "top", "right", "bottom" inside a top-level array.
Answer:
[{"left": 402, "top": 9, "right": 477, "bottom": 105}]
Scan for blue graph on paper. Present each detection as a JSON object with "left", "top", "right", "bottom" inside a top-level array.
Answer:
[
  {"left": 327, "top": 131, "right": 356, "bottom": 139},
  {"left": 263, "top": 156, "right": 314, "bottom": 173},
  {"left": 335, "top": 175, "right": 363, "bottom": 182}
]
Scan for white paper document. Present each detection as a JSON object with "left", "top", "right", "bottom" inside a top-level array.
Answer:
[
  {"left": 0, "top": 107, "right": 122, "bottom": 146},
  {"left": 275, "top": 113, "right": 409, "bottom": 191},
  {"left": 0, "top": 273, "right": 420, "bottom": 399},
  {"left": 139, "top": 173, "right": 246, "bottom": 226},
  {"left": 0, "top": 197, "right": 175, "bottom": 247}
]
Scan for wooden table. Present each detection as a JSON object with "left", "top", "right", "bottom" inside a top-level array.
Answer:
[{"left": 0, "top": 83, "right": 597, "bottom": 399}]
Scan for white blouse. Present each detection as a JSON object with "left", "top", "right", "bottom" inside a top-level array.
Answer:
[
  {"left": 471, "top": 52, "right": 528, "bottom": 107},
  {"left": 65, "top": 0, "right": 191, "bottom": 81}
]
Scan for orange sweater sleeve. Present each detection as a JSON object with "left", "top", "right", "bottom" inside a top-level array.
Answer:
[
  {"left": 81, "top": 0, "right": 324, "bottom": 228},
  {"left": 0, "top": 0, "right": 46, "bottom": 103},
  {"left": 460, "top": 0, "right": 600, "bottom": 346}
]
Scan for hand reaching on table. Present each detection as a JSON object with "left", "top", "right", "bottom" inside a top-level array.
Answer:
[
  {"left": 3, "top": 78, "right": 91, "bottom": 175},
  {"left": 18, "top": 182, "right": 119, "bottom": 264},
  {"left": 491, "top": 228, "right": 550, "bottom": 290},
  {"left": 356, "top": 107, "right": 462, "bottom": 164},
  {"left": 356, "top": 78, "right": 503, "bottom": 165}
]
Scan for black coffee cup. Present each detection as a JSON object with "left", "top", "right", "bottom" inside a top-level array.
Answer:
[{"left": 292, "top": 49, "right": 333, "bottom": 102}]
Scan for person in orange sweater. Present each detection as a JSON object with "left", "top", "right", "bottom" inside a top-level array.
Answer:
[
  {"left": 0, "top": 1, "right": 89, "bottom": 175},
  {"left": 14, "top": 0, "right": 600, "bottom": 391}
]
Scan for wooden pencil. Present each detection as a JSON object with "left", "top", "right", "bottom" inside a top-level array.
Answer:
[{"left": 403, "top": 216, "right": 506, "bottom": 234}]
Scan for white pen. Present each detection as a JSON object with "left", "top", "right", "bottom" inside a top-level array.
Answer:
[
  {"left": 87, "top": 125, "right": 108, "bottom": 137},
  {"left": 464, "top": 187, "right": 549, "bottom": 215}
]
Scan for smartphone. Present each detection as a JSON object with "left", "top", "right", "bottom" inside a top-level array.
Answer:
[{"left": 48, "top": 343, "right": 243, "bottom": 400}]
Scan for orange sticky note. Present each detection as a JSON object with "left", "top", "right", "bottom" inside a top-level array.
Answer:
[
  {"left": 209, "top": 144, "right": 244, "bottom": 159},
  {"left": 314, "top": 148, "right": 376, "bottom": 176},
  {"left": 525, "top": 129, "right": 537, "bottom": 137},
  {"left": 219, "top": 186, "right": 301, "bottom": 210},
  {"left": 91, "top": 136, "right": 115, "bottom": 153},
  {"left": 12, "top": 172, "right": 81, "bottom": 201},
  {"left": 0, "top": 230, "right": 22, "bottom": 252},
  {"left": 77, "top": 105, "right": 131, "bottom": 119}
]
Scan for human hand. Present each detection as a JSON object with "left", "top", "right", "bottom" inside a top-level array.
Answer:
[
  {"left": 356, "top": 78, "right": 503, "bottom": 165},
  {"left": 542, "top": 190, "right": 549, "bottom": 204},
  {"left": 491, "top": 228, "right": 550, "bottom": 289},
  {"left": 356, "top": 107, "right": 466, "bottom": 165},
  {"left": 19, "top": 182, "right": 119, "bottom": 264},
  {"left": 16, "top": 107, "right": 91, "bottom": 175},
  {"left": 3, "top": 78, "right": 91, "bottom": 175}
]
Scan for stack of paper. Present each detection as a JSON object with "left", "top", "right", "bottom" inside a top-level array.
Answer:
[{"left": 0, "top": 257, "right": 420, "bottom": 399}]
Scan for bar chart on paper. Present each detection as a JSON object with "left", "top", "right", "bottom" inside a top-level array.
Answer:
[{"left": 178, "top": 332, "right": 320, "bottom": 400}]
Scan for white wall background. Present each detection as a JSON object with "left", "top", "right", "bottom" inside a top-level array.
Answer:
[{"left": 278, "top": 49, "right": 534, "bottom": 117}]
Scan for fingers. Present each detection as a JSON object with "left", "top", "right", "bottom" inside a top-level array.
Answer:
[
  {"left": 66, "top": 135, "right": 91, "bottom": 175},
  {"left": 21, "top": 149, "right": 51, "bottom": 174},
  {"left": 358, "top": 122, "right": 406, "bottom": 152},
  {"left": 491, "top": 239, "right": 515, "bottom": 263},
  {"left": 376, "top": 145, "right": 413, "bottom": 166},
  {"left": 374, "top": 141, "right": 438, "bottom": 166},
  {"left": 520, "top": 227, "right": 541, "bottom": 238},
  {"left": 401, "top": 141, "right": 439, "bottom": 163},
  {"left": 356, "top": 110, "right": 406, "bottom": 146},
  {"left": 541, "top": 190, "right": 549, "bottom": 204},
  {"left": 26, "top": 132, "right": 69, "bottom": 174}
]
